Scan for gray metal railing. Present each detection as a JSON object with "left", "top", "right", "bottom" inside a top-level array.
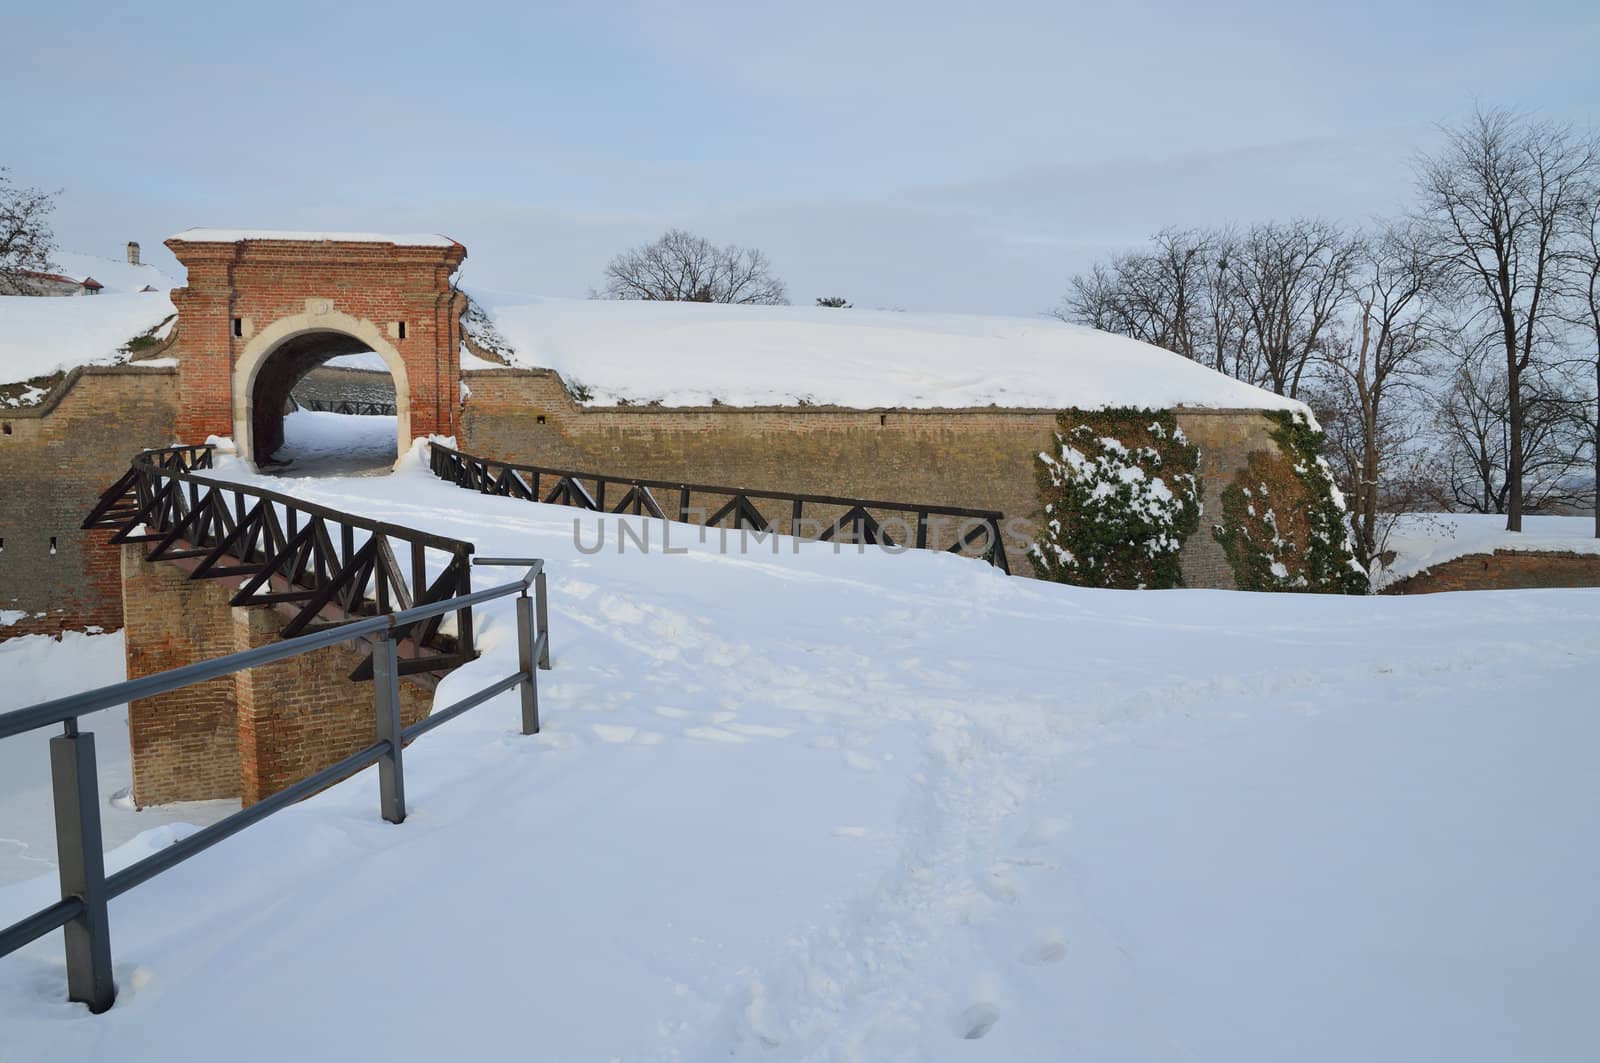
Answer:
[{"left": 0, "top": 557, "right": 551, "bottom": 1014}]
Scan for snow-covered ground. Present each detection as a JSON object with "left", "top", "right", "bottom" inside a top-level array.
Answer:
[
  {"left": 1, "top": 445, "right": 1596, "bottom": 1061},
  {"left": 0, "top": 632, "right": 236, "bottom": 888},
  {"left": 0, "top": 291, "right": 175, "bottom": 390},
  {"left": 471, "top": 292, "right": 1309, "bottom": 413},
  {"left": 269, "top": 409, "right": 399, "bottom": 477},
  {"left": 1375, "top": 513, "right": 1600, "bottom": 589}
]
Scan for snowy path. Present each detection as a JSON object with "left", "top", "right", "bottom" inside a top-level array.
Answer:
[
  {"left": 267, "top": 409, "right": 399, "bottom": 477},
  {"left": 1, "top": 445, "right": 1596, "bottom": 1061}
]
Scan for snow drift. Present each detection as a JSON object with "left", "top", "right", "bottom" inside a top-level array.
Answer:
[
  {"left": 471, "top": 292, "right": 1311, "bottom": 413},
  {"left": 0, "top": 291, "right": 175, "bottom": 388}
]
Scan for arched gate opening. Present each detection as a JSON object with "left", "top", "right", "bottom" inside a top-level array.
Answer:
[
  {"left": 234, "top": 314, "right": 413, "bottom": 474},
  {"left": 247, "top": 331, "right": 406, "bottom": 475}
]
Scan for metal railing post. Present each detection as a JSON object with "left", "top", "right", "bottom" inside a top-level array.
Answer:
[
  {"left": 534, "top": 567, "right": 551, "bottom": 670},
  {"left": 373, "top": 636, "right": 406, "bottom": 824},
  {"left": 515, "top": 593, "right": 540, "bottom": 735},
  {"left": 50, "top": 725, "right": 115, "bottom": 1013}
]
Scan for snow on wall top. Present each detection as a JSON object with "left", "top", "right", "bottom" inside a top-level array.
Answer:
[
  {"left": 0, "top": 291, "right": 176, "bottom": 388},
  {"left": 474, "top": 294, "right": 1310, "bottom": 413},
  {"left": 168, "top": 228, "right": 459, "bottom": 247},
  {"left": 1374, "top": 513, "right": 1600, "bottom": 589}
]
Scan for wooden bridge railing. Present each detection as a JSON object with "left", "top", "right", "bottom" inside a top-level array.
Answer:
[
  {"left": 84, "top": 444, "right": 479, "bottom": 677},
  {"left": 428, "top": 442, "right": 1010, "bottom": 573}
]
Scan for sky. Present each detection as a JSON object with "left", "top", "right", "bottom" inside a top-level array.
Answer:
[{"left": 4, "top": 0, "right": 1597, "bottom": 316}]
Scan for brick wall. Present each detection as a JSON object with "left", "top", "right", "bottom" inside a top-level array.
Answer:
[
  {"left": 122, "top": 544, "right": 240, "bottom": 805},
  {"left": 120, "top": 542, "right": 434, "bottom": 807},
  {"left": 1383, "top": 550, "right": 1600, "bottom": 594},
  {"left": 0, "top": 367, "right": 180, "bottom": 639},
  {"left": 234, "top": 605, "right": 430, "bottom": 805},
  {"left": 460, "top": 368, "right": 1282, "bottom": 588}
]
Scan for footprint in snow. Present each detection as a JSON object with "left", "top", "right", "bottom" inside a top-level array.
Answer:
[
  {"left": 1019, "top": 930, "right": 1069, "bottom": 966},
  {"left": 957, "top": 1002, "right": 1001, "bottom": 1040}
]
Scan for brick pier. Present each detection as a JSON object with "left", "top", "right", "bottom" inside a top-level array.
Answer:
[{"left": 121, "top": 543, "right": 430, "bottom": 807}]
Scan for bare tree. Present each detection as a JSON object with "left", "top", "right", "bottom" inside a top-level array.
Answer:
[
  {"left": 1430, "top": 323, "right": 1590, "bottom": 514},
  {"left": 1415, "top": 106, "right": 1598, "bottom": 530},
  {"left": 1056, "top": 260, "right": 1134, "bottom": 333},
  {"left": 1231, "top": 218, "right": 1359, "bottom": 398},
  {"left": 1316, "top": 224, "right": 1437, "bottom": 564},
  {"left": 1058, "top": 222, "right": 1359, "bottom": 397},
  {"left": 1056, "top": 228, "right": 1213, "bottom": 360},
  {"left": 595, "top": 228, "right": 788, "bottom": 305},
  {"left": 1568, "top": 187, "right": 1600, "bottom": 536},
  {"left": 1199, "top": 228, "right": 1248, "bottom": 378},
  {"left": 0, "top": 168, "right": 58, "bottom": 295}
]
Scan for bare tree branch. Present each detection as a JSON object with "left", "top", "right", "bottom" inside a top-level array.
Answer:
[
  {"left": 595, "top": 228, "right": 789, "bottom": 305},
  {"left": 0, "top": 167, "right": 59, "bottom": 295}
]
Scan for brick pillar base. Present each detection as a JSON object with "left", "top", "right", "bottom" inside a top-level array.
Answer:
[
  {"left": 121, "top": 545, "right": 432, "bottom": 808},
  {"left": 233, "top": 607, "right": 431, "bottom": 806},
  {"left": 123, "top": 544, "right": 239, "bottom": 806}
]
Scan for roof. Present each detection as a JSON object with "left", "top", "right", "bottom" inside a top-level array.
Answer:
[
  {"left": 470, "top": 292, "right": 1312, "bottom": 415},
  {"left": 43, "top": 251, "right": 176, "bottom": 294},
  {"left": 14, "top": 270, "right": 101, "bottom": 291},
  {"left": 168, "top": 228, "right": 460, "bottom": 248}
]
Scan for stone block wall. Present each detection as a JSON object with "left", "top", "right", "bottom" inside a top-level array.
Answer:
[
  {"left": 1383, "top": 550, "right": 1600, "bottom": 594},
  {"left": 293, "top": 365, "right": 398, "bottom": 406},
  {"left": 459, "top": 367, "right": 1282, "bottom": 588},
  {"left": 0, "top": 367, "right": 180, "bottom": 638}
]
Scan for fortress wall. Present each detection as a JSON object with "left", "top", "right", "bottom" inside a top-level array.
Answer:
[
  {"left": 0, "top": 367, "right": 180, "bottom": 638},
  {"left": 1383, "top": 550, "right": 1600, "bottom": 594},
  {"left": 459, "top": 368, "right": 1281, "bottom": 588}
]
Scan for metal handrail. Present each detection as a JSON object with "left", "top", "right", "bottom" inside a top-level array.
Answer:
[{"left": 0, "top": 557, "right": 551, "bottom": 1014}]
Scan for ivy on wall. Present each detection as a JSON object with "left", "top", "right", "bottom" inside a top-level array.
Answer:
[
  {"left": 1213, "top": 411, "right": 1368, "bottom": 594},
  {"left": 1028, "top": 408, "right": 1202, "bottom": 589}
]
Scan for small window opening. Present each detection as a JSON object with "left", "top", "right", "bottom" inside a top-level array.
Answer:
[
  {"left": 232, "top": 317, "right": 243, "bottom": 338},
  {"left": 397, "top": 321, "right": 407, "bottom": 340},
  {"left": 879, "top": 414, "right": 887, "bottom": 426},
  {"left": 0, "top": 537, "right": 6, "bottom": 552},
  {"left": 49, "top": 536, "right": 58, "bottom": 556},
  {"left": 536, "top": 415, "right": 546, "bottom": 425},
  {"left": 2, "top": 423, "right": 11, "bottom": 435}
]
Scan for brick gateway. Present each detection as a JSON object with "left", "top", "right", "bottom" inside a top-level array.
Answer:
[{"left": 164, "top": 230, "right": 467, "bottom": 464}]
